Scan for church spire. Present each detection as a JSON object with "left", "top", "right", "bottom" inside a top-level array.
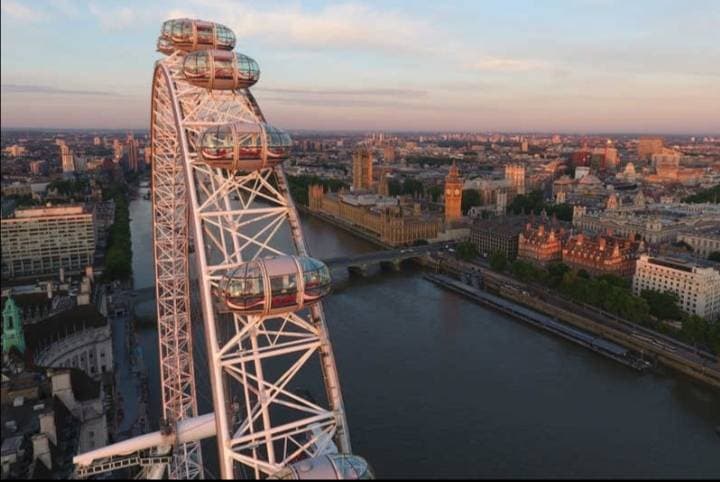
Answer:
[{"left": 2, "top": 297, "right": 25, "bottom": 354}]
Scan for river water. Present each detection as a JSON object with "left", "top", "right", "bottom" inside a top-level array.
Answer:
[{"left": 129, "top": 189, "right": 720, "bottom": 478}]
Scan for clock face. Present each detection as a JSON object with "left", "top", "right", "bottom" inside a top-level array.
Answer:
[
  {"left": 446, "top": 189, "right": 452, "bottom": 195},
  {"left": 454, "top": 189, "right": 460, "bottom": 195}
]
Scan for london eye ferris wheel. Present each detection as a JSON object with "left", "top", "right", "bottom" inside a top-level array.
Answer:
[{"left": 73, "top": 18, "right": 372, "bottom": 480}]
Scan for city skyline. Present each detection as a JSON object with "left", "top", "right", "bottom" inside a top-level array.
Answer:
[
  {"left": 2, "top": 7, "right": 720, "bottom": 481},
  {"left": 2, "top": 0, "right": 719, "bottom": 134}
]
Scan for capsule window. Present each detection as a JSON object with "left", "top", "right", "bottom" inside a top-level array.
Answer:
[
  {"left": 224, "top": 262, "right": 265, "bottom": 312},
  {"left": 216, "top": 25, "right": 235, "bottom": 49},
  {"left": 182, "top": 21, "right": 193, "bottom": 40},
  {"left": 270, "top": 273, "right": 298, "bottom": 309},
  {"left": 196, "top": 23, "right": 213, "bottom": 45},
  {"left": 299, "top": 257, "right": 331, "bottom": 299},
  {"left": 202, "top": 125, "right": 233, "bottom": 161},
  {"left": 236, "top": 55, "right": 260, "bottom": 81},
  {"left": 237, "top": 129, "right": 262, "bottom": 160},
  {"left": 215, "top": 52, "right": 234, "bottom": 80},
  {"left": 162, "top": 21, "right": 172, "bottom": 37},
  {"left": 171, "top": 20, "right": 184, "bottom": 40}
]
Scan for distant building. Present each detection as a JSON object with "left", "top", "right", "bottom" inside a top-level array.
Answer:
[
  {"left": 383, "top": 146, "right": 396, "bottom": 163},
  {"left": 633, "top": 255, "right": 720, "bottom": 320},
  {"left": 470, "top": 217, "right": 523, "bottom": 260},
  {"left": 59, "top": 144, "right": 74, "bottom": 174},
  {"left": 352, "top": 146, "right": 373, "bottom": 191},
  {"left": 2, "top": 298, "right": 25, "bottom": 355},
  {"left": 4, "top": 145, "right": 26, "bottom": 157},
  {"left": 1, "top": 206, "right": 95, "bottom": 279},
  {"left": 93, "top": 136, "right": 102, "bottom": 146},
  {"left": 26, "top": 304, "right": 113, "bottom": 380},
  {"left": 676, "top": 231, "right": 720, "bottom": 258},
  {"left": 562, "top": 233, "right": 641, "bottom": 278},
  {"left": 518, "top": 222, "right": 564, "bottom": 266},
  {"left": 651, "top": 147, "right": 681, "bottom": 169},
  {"left": 377, "top": 168, "right": 390, "bottom": 197},
  {"left": 1, "top": 183, "right": 32, "bottom": 198},
  {"left": 1, "top": 366, "right": 110, "bottom": 479},
  {"left": 29, "top": 161, "right": 47, "bottom": 176},
  {"left": 126, "top": 134, "right": 139, "bottom": 172},
  {"left": 112, "top": 139, "right": 123, "bottom": 162},
  {"left": 573, "top": 202, "right": 720, "bottom": 245},
  {"left": 444, "top": 162, "right": 463, "bottom": 223},
  {"left": 505, "top": 163, "right": 526, "bottom": 195},
  {"left": 574, "top": 166, "right": 590, "bottom": 180},
  {"left": 496, "top": 190, "right": 508, "bottom": 215},
  {"left": 309, "top": 186, "right": 441, "bottom": 246},
  {"left": 637, "top": 137, "right": 664, "bottom": 161}
]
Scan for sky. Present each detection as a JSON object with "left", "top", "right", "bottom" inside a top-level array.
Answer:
[{"left": 1, "top": 0, "right": 719, "bottom": 134}]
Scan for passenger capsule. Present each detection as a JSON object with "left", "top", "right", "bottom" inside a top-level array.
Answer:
[
  {"left": 220, "top": 256, "right": 331, "bottom": 316},
  {"left": 183, "top": 50, "right": 260, "bottom": 90},
  {"left": 199, "top": 122, "right": 292, "bottom": 171},
  {"left": 268, "top": 454, "right": 375, "bottom": 480},
  {"left": 157, "top": 18, "right": 235, "bottom": 54}
]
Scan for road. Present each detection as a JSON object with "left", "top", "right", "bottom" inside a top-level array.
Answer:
[{"left": 106, "top": 284, "right": 151, "bottom": 440}]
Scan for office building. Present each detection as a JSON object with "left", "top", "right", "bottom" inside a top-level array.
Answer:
[
  {"left": 637, "top": 137, "right": 664, "bottom": 161},
  {"left": 1, "top": 206, "right": 95, "bottom": 279},
  {"left": 633, "top": 255, "right": 720, "bottom": 320},
  {"left": 59, "top": 144, "right": 74, "bottom": 174},
  {"left": 505, "top": 163, "right": 526, "bottom": 195},
  {"left": 470, "top": 217, "right": 523, "bottom": 260}
]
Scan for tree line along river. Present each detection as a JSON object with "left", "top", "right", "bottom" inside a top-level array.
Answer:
[{"left": 129, "top": 187, "right": 720, "bottom": 478}]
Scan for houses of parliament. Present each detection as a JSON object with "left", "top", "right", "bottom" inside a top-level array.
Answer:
[{"left": 308, "top": 146, "right": 463, "bottom": 246}]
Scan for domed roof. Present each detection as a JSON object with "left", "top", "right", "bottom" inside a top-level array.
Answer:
[{"left": 578, "top": 174, "right": 602, "bottom": 185}]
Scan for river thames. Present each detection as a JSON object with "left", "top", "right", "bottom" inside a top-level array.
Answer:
[{"left": 129, "top": 188, "right": 720, "bottom": 478}]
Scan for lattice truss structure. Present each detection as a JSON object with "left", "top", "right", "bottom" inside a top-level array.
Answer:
[{"left": 150, "top": 52, "right": 350, "bottom": 479}]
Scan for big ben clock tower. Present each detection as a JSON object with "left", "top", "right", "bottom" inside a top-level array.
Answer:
[{"left": 444, "top": 161, "right": 463, "bottom": 222}]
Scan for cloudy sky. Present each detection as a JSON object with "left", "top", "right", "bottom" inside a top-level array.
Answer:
[{"left": 1, "top": 0, "right": 719, "bottom": 133}]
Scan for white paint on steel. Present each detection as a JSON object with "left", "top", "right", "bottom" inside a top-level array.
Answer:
[{"left": 151, "top": 35, "right": 351, "bottom": 478}]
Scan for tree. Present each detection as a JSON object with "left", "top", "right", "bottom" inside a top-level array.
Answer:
[
  {"left": 102, "top": 190, "right": 133, "bottom": 282},
  {"left": 508, "top": 190, "right": 545, "bottom": 215},
  {"left": 489, "top": 250, "right": 507, "bottom": 272},
  {"left": 680, "top": 315, "right": 708, "bottom": 348},
  {"left": 547, "top": 262, "right": 570, "bottom": 286},
  {"left": 682, "top": 185, "right": 720, "bottom": 204},
  {"left": 456, "top": 241, "right": 478, "bottom": 261},
  {"left": 427, "top": 185, "right": 443, "bottom": 203},
  {"left": 708, "top": 251, "right": 720, "bottom": 262},
  {"left": 286, "top": 175, "right": 348, "bottom": 206},
  {"left": 388, "top": 179, "right": 403, "bottom": 197},
  {"left": 402, "top": 178, "right": 424, "bottom": 197},
  {"left": 546, "top": 203, "right": 573, "bottom": 222},
  {"left": 461, "top": 189, "right": 482, "bottom": 214},
  {"left": 510, "top": 260, "right": 543, "bottom": 282},
  {"left": 641, "top": 290, "right": 684, "bottom": 321}
]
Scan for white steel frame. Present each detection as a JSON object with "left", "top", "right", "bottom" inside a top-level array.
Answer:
[
  {"left": 151, "top": 53, "right": 204, "bottom": 480},
  {"left": 150, "top": 51, "right": 350, "bottom": 479}
]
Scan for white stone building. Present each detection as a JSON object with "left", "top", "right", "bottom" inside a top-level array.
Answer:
[{"left": 633, "top": 255, "right": 720, "bottom": 320}]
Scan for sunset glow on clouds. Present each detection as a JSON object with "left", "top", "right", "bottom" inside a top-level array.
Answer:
[{"left": 1, "top": 0, "right": 719, "bottom": 133}]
